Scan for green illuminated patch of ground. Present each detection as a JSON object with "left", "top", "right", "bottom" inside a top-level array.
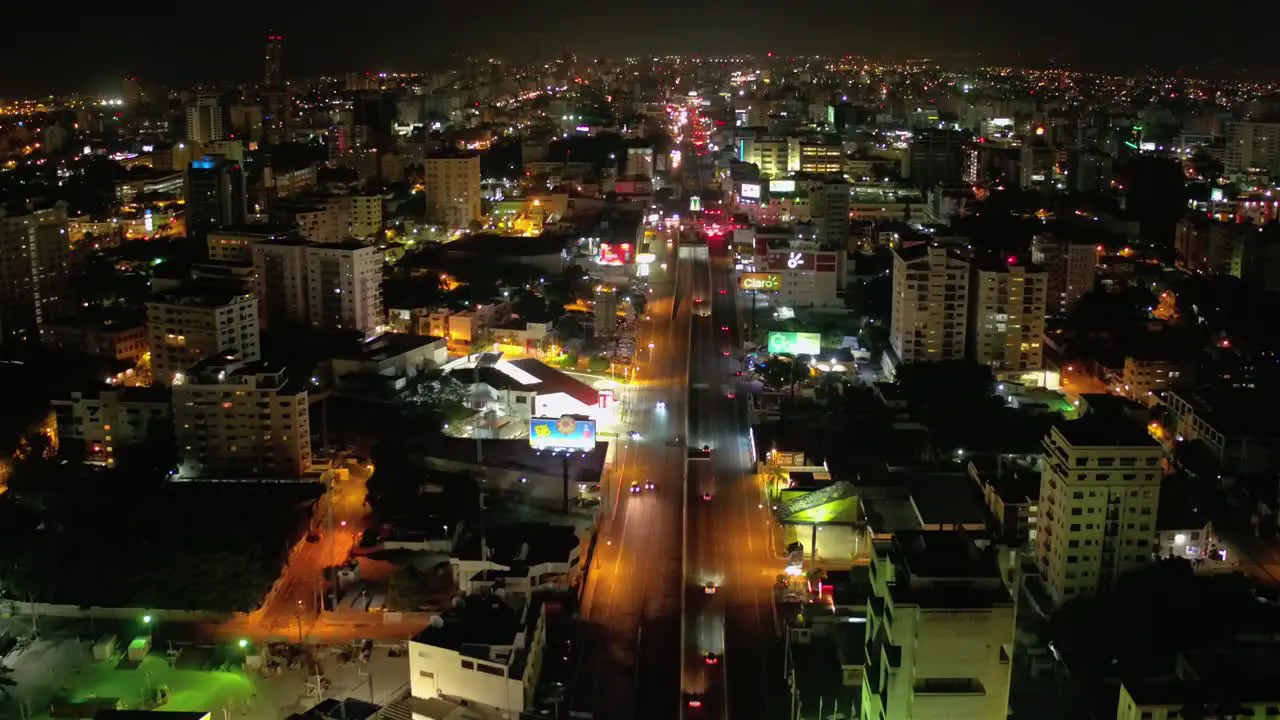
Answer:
[{"left": 55, "top": 655, "right": 252, "bottom": 715}]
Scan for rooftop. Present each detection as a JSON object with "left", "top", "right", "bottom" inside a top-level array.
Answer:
[
  {"left": 210, "top": 223, "right": 298, "bottom": 237},
  {"left": 884, "top": 531, "right": 1013, "bottom": 609},
  {"left": 970, "top": 457, "right": 1040, "bottom": 503},
  {"left": 892, "top": 530, "right": 999, "bottom": 580},
  {"left": 97, "top": 707, "right": 212, "bottom": 712},
  {"left": 1122, "top": 677, "right": 1280, "bottom": 708},
  {"left": 148, "top": 283, "right": 254, "bottom": 309},
  {"left": 308, "top": 240, "right": 377, "bottom": 251},
  {"left": 417, "top": 436, "right": 607, "bottom": 482},
  {"left": 330, "top": 333, "right": 444, "bottom": 363},
  {"left": 455, "top": 522, "right": 581, "bottom": 568},
  {"left": 412, "top": 597, "right": 523, "bottom": 652},
  {"left": 1168, "top": 385, "right": 1280, "bottom": 438},
  {"left": 1055, "top": 397, "right": 1158, "bottom": 448},
  {"left": 183, "top": 354, "right": 290, "bottom": 385}
]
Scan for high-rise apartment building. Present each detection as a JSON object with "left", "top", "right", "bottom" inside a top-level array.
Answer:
[
  {"left": 970, "top": 260, "right": 1048, "bottom": 374},
  {"left": 890, "top": 244, "right": 970, "bottom": 366},
  {"left": 0, "top": 202, "right": 71, "bottom": 343},
  {"left": 343, "top": 194, "right": 383, "bottom": 239},
  {"left": 907, "top": 129, "right": 967, "bottom": 189},
  {"left": 861, "top": 531, "right": 1016, "bottom": 720},
  {"left": 184, "top": 156, "right": 247, "bottom": 238},
  {"left": 173, "top": 354, "right": 311, "bottom": 478},
  {"left": 251, "top": 237, "right": 309, "bottom": 329},
  {"left": 251, "top": 238, "right": 383, "bottom": 334},
  {"left": 185, "top": 96, "right": 224, "bottom": 145},
  {"left": 805, "top": 175, "right": 851, "bottom": 247},
  {"left": 1035, "top": 409, "right": 1163, "bottom": 607},
  {"left": 424, "top": 151, "right": 482, "bottom": 229},
  {"left": 1030, "top": 234, "right": 1098, "bottom": 316},
  {"left": 264, "top": 32, "right": 283, "bottom": 87},
  {"left": 306, "top": 241, "right": 384, "bottom": 333},
  {"left": 146, "top": 286, "right": 260, "bottom": 386},
  {"left": 262, "top": 32, "right": 290, "bottom": 146},
  {"left": 1226, "top": 121, "right": 1280, "bottom": 176}
]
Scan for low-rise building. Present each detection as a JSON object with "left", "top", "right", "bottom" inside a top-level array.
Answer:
[
  {"left": 1121, "top": 355, "right": 1185, "bottom": 405},
  {"left": 451, "top": 523, "right": 586, "bottom": 599},
  {"left": 408, "top": 596, "right": 546, "bottom": 719},
  {"left": 1164, "top": 387, "right": 1280, "bottom": 476},
  {"left": 52, "top": 388, "right": 171, "bottom": 467},
  {"left": 39, "top": 313, "right": 148, "bottom": 364}
]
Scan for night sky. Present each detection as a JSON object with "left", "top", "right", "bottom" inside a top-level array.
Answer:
[{"left": 3, "top": 0, "right": 1278, "bottom": 96}]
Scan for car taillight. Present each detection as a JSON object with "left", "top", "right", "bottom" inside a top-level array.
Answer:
[{"left": 688, "top": 700, "right": 702, "bottom": 708}]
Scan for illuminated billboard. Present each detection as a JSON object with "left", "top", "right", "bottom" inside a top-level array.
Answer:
[
  {"left": 739, "top": 272, "right": 782, "bottom": 292},
  {"left": 598, "top": 242, "right": 635, "bottom": 266},
  {"left": 530, "top": 416, "right": 598, "bottom": 451},
  {"left": 767, "top": 331, "right": 821, "bottom": 356},
  {"left": 740, "top": 183, "right": 761, "bottom": 199},
  {"left": 769, "top": 179, "right": 796, "bottom": 193}
]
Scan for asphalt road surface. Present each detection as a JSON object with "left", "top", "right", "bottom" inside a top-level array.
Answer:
[
  {"left": 681, "top": 238, "right": 788, "bottom": 719},
  {"left": 571, "top": 229, "right": 687, "bottom": 719}
]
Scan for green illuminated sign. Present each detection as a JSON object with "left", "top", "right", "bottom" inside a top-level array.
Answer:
[{"left": 767, "top": 332, "right": 821, "bottom": 356}]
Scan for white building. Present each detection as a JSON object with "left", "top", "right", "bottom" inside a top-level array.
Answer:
[
  {"left": 970, "top": 261, "right": 1048, "bottom": 377},
  {"left": 51, "top": 388, "right": 171, "bottom": 467},
  {"left": 861, "top": 531, "right": 1015, "bottom": 720},
  {"left": 342, "top": 193, "right": 383, "bottom": 239},
  {"left": 172, "top": 354, "right": 312, "bottom": 478},
  {"left": 1035, "top": 410, "right": 1163, "bottom": 607},
  {"left": 753, "top": 247, "right": 844, "bottom": 309},
  {"left": 251, "top": 237, "right": 309, "bottom": 328},
  {"left": 441, "top": 353, "right": 607, "bottom": 435},
  {"left": 409, "top": 597, "right": 546, "bottom": 719},
  {"left": 889, "top": 244, "right": 970, "bottom": 371},
  {"left": 185, "top": 96, "right": 223, "bottom": 144},
  {"left": 425, "top": 151, "right": 482, "bottom": 229},
  {"left": 305, "top": 241, "right": 384, "bottom": 333},
  {"left": 146, "top": 286, "right": 260, "bottom": 387},
  {"left": 1031, "top": 234, "right": 1098, "bottom": 316},
  {"left": 806, "top": 176, "right": 851, "bottom": 247}
]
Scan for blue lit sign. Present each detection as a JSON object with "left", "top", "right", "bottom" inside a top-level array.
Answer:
[
  {"left": 529, "top": 416, "right": 597, "bottom": 451},
  {"left": 190, "top": 159, "right": 215, "bottom": 169}
]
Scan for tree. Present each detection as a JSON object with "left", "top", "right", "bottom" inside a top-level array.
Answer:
[
  {"left": 895, "top": 361, "right": 1000, "bottom": 454},
  {"left": 387, "top": 565, "right": 433, "bottom": 611},
  {"left": 760, "top": 355, "right": 810, "bottom": 395},
  {"left": 587, "top": 356, "right": 611, "bottom": 373}
]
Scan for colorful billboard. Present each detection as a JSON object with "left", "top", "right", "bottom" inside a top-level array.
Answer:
[
  {"left": 598, "top": 242, "right": 635, "bottom": 266},
  {"left": 767, "top": 332, "right": 821, "bottom": 356},
  {"left": 529, "top": 416, "right": 598, "bottom": 451},
  {"left": 739, "top": 272, "right": 783, "bottom": 292}
]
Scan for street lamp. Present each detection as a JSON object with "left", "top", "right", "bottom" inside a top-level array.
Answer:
[{"left": 142, "top": 614, "right": 153, "bottom": 643}]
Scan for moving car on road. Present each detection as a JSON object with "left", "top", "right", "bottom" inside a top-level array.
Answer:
[{"left": 630, "top": 481, "right": 642, "bottom": 494}]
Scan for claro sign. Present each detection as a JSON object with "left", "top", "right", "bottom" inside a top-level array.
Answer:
[{"left": 739, "top": 272, "right": 783, "bottom": 292}]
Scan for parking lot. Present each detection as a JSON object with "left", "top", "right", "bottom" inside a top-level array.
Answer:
[{"left": 1, "top": 620, "right": 410, "bottom": 719}]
